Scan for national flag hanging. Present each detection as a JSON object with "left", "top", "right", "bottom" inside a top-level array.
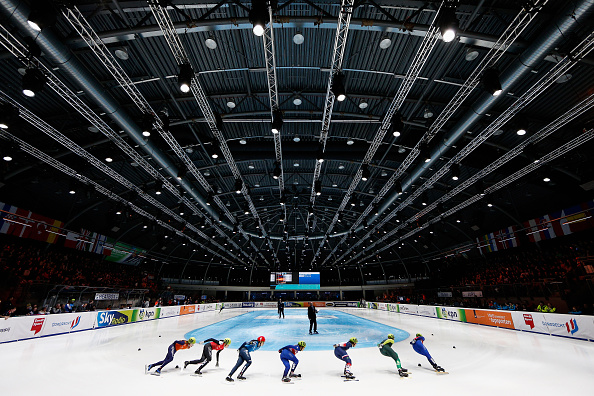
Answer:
[
  {"left": 75, "top": 228, "right": 92, "bottom": 251},
  {"left": 0, "top": 205, "right": 33, "bottom": 238},
  {"left": 64, "top": 231, "right": 79, "bottom": 249}
]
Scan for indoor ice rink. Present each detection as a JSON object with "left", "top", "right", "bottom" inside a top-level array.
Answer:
[{"left": 1, "top": 307, "right": 593, "bottom": 395}]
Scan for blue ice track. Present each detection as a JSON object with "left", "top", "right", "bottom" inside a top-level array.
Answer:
[{"left": 184, "top": 309, "right": 409, "bottom": 351}]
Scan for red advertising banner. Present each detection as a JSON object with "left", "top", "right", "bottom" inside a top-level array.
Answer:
[{"left": 180, "top": 305, "right": 196, "bottom": 315}]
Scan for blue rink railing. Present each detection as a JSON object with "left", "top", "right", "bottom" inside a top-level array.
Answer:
[{"left": 1, "top": 300, "right": 592, "bottom": 344}]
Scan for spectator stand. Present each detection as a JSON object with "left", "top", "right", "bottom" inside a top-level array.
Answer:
[{"left": 42, "top": 285, "right": 148, "bottom": 311}]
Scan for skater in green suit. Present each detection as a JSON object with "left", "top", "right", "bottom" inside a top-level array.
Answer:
[{"left": 378, "top": 334, "right": 408, "bottom": 377}]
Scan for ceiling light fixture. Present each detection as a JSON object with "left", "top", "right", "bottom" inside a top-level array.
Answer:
[
  {"left": 359, "top": 101, "right": 368, "bottom": 109},
  {"left": 293, "top": 31, "right": 304, "bottom": 45},
  {"left": 27, "top": 0, "right": 56, "bottom": 32},
  {"left": 271, "top": 109, "right": 283, "bottom": 134},
  {"left": 293, "top": 97, "right": 302, "bottom": 106},
  {"left": 249, "top": 0, "right": 269, "bottom": 36},
  {"left": 22, "top": 68, "right": 46, "bottom": 97},
  {"left": 316, "top": 147, "right": 324, "bottom": 163},
  {"left": 517, "top": 127, "right": 527, "bottom": 136},
  {"left": 205, "top": 36, "right": 217, "bottom": 50},
  {"left": 141, "top": 114, "right": 153, "bottom": 137},
  {"left": 234, "top": 179, "right": 243, "bottom": 194},
  {"left": 482, "top": 68, "right": 503, "bottom": 96},
  {"left": 379, "top": 36, "right": 392, "bottom": 49},
  {"left": 420, "top": 143, "right": 431, "bottom": 163},
  {"left": 273, "top": 162, "right": 281, "bottom": 179},
  {"left": 465, "top": 47, "right": 479, "bottom": 61},
  {"left": 315, "top": 180, "right": 322, "bottom": 196},
  {"left": 0, "top": 103, "right": 19, "bottom": 130},
  {"left": 177, "top": 63, "right": 194, "bottom": 93},
  {"left": 389, "top": 113, "right": 404, "bottom": 137},
  {"left": 332, "top": 72, "right": 347, "bottom": 102},
  {"left": 438, "top": 6, "right": 458, "bottom": 43},
  {"left": 451, "top": 163, "right": 460, "bottom": 181},
  {"left": 361, "top": 164, "right": 370, "bottom": 181}
]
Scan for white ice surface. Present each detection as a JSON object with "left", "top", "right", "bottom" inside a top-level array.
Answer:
[{"left": 1, "top": 307, "right": 593, "bottom": 395}]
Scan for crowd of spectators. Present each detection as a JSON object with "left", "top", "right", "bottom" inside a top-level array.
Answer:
[{"left": 0, "top": 236, "right": 158, "bottom": 293}]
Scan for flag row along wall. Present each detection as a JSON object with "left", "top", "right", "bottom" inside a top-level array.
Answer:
[
  {"left": 0, "top": 201, "right": 146, "bottom": 265},
  {"left": 368, "top": 303, "right": 594, "bottom": 341},
  {"left": 475, "top": 199, "right": 594, "bottom": 254}
]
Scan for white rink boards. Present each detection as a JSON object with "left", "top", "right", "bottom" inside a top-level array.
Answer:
[{"left": 0, "top": 307, "right": 593, "bottom": 395}]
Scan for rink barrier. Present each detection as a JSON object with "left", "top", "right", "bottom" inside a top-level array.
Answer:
[
  {"left": 0, "top": 301, "right": 361, "bottom": 344},
  {"left": 367, "top": 303, "right": 594, "bottom": 342}
]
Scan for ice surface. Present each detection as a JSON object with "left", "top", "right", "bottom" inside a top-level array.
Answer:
[
  {"left": 184, "top": 309, "right": 409, "bottom": 350},
  {"left": 1, "top": 307, "right": 593, "bottom": 395}
]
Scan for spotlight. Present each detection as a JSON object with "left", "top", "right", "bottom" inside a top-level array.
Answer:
[
  {"left": 423, "top": 107, "right": 434, "bottom": 119},
  {"left": 359, "top": 101, "right": 368, "bottom": 109},
  {"left": 315, "top": 180, "right": 322, "bottom": 196},
  {"left": 438, "top": 6, "right": 458, "bottom": 43},
  {"left": 389, "top": 113, "right": 404, "bottom": 137},
  {"left": 271, "top": 109, "right": 283, "bottom": 134},
  {"left": 361, "top": 164, "right": 370, "bottom": 181},
  {"left": 206, "top": 193, "right": 213, "bottom": 205},
  {"left": 332, "top": 72, "right": 346, "bottom": 102},
  {"left": 273, "top": 162, "right": 281, "bottom": 179},
  {"left": 280, "top": 195, "right": 286, "bottom": 206},
  {"left": 0, "top": 103, "right": 19, "bottom": 130},
  {"left": 105, "top": 157, "right": 113, "bottom": 163},
  {"left": 27, "top": 1, "right": 56, "bottom": 32},
  {"left": 543, "top": 177, "right": 551, "bottom": 182},
  {"left": 420, "top": 143, "right": 431, "bottom": 163},
  {"left": 141, "top": 114, "right": 153, "bottom": 137},
  {"left": 316, "top": 147, "right": 324, "bottom": 163},
  {"left": 22, "top": 68, "right": 46, "bottom": 97},
  {"left": 482, "top": 69, "right": 502, "bottom": 96},
  {"left": 451, "top": 163, "right": 460, "bottom": 181},
  {"left": 178, "top": 63, "right": 194, "bottom": 93},
  {"left": 177, "top": 168, "right": 186, "bottom": 180},
  {"left": 249, "top": 0, "right": 269, "bottom": 36},
  {"left": 517, "top": 127, "right": 527, "bottom": 136},
  {"left": 234, "top": 179, "right": 243, "bottom": 194}
]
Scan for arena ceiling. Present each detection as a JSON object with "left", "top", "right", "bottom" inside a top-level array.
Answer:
[{"left": 1, "top": 0, "right": 594, "bottom": 276}]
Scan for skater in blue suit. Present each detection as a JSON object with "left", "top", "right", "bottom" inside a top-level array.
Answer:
[
  {"left": 411, "top": 333, "right": 445, "bottom": 372},
  {"left": 333, "top": 337, "right": 357, "bottom": 379},
  {"left": 226, "top": 336, "right": 265, "bottom": 382},
  {"left": 278, "top": 341, "right": 306, "bottom": 382}
]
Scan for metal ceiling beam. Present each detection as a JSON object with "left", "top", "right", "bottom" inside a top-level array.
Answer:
[
  {"left": 313, "top": 0, "right": 444, "bottom": 261},
  {"left": 307, "top": 0, "right": 355, "bottom": 245},
  {"left": 64, "top": 16, "right": 528, "bottom": 55},
  {"left": 339, "top": 33, "right": 594, "bottom": 265},
  {"left": 147, "top": 0, "right": 271, "bottom": 265}
]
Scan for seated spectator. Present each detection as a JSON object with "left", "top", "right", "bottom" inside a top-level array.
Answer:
[
  {"left": 50, "top": 303, "right": 62, "bottom": 314},
  {"left": 568, "top": 306, "right": 582, "bottom": 314}
]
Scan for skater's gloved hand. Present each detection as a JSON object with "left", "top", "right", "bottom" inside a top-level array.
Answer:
[
  {"left": 333, "top": 344, "right": 339, "bottom": 347},
  {"left": 198, "top": 341, "right": 204, "bottom": 345},
  {"left": 215, "top": 363, "right": 219, "bottom": 367},
  {"left": 278, "top": 349, "right": 282, "bottom": 353},
  {"left": 410, "top": 341, "right": 413, "bottom": 345}
]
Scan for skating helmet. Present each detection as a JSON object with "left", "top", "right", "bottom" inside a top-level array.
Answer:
[
  {"left": 416, "top": 333, "right": 423, "bottom": 338},
  {"left": 223, "top": 338, "right": 231, "bottom": 346},
  {"left": 387, "top": 334, "right": 395, "bottom": 339},
  {"left": 257, "top": 336, "right": 266, "bottom": 343},
  {"left": 297, "top": 341, "right": 306, "bottom": 349},
  {"left": 349, "top": 337, "right": 358, "bottom": 345},
  {"left": 188, "top": 337, "right": 196, "bottom": 344}
]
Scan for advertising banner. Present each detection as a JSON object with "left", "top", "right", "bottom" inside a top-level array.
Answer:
[
  {"left": 39, "top": 313, "right": 86, "bottom": 336},
  {"left": 328, "top": 302, "right": 359, "bottom": 307},
  {"left": 462, "top": 291, "right": 483, "bottom": 298},
  {"left": 540, "top": 313, "right": 594, "bottom": 340},
  {"left": 179, "top": 305, "right": 196, "bottom": 315},
  {"left": 285, "top": 301, "right": 305, "bottom": 307},
  {"left": 511, "top": 312, "right": 550, "bottom": 334},
  {"left": 464, "top": 309, "right": 515, "bottom": 329},
  {"left": 95, "top": 310, "right": 133, "bottom": 328},
  {"left": 223, "top": 302, "right": 242, "bottom": 309},
  {"left": 160, "top": 306, "right": 180, "bottom": 318},
  {"left": 243, "top": 302, "right": 256, "bottom": 308},
  {"left": 95, "top": 293, "right": 119, "bottom": 301},
  {"left": 375, "top": 303, "right": 388, "bottom": 311},
  {"left": 201, "top": 304, "right": 215, "bottom": 312},
  {"left": 418, "top": 305, "right": 438, "bottom": 317},
  {"left": 398, "top": 304, "right": 418, "bottom": 315},
  {"left": 437, "top": 292, "right": 453, "bottom": 298},
  {"left": 436, "top": 307, "right": 467, "bottom": 322},
  {"left": 0, "top": 316, "right": 43, "bottom": 343},
  {"left": 132, "top": 308, "right": 161, "bottom": 322},
  {"left": 256, "top": 301, "right": 277, "bottom": 308}
]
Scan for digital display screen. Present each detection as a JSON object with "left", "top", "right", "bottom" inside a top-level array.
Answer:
[{"left": 270, "top": 272, "right": 320, "bottom": 290}]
